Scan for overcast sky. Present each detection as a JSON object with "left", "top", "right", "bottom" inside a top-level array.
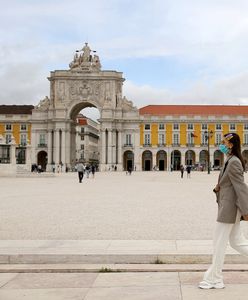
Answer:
[{"left": 1, "top": 0, "right": 248, "bottom": 116}]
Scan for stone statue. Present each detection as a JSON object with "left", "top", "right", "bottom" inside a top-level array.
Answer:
[
  {"left": 69, "top": 43, "right": 101, "bottom": 71},
  {"left": 35, "top": 96, "right": 50, "bottom": 110},
  {"left": 92, "top": 54, "right": 101, "bottom": 70},
  {"left": 82, "top": 43, "right": 91, "bottom": 62}
]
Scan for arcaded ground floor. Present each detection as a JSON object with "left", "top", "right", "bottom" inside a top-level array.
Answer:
[{"left": 1, "top": 171, "right": 248, "bottom": 240}]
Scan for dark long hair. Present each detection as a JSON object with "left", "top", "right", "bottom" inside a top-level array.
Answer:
[{"left": 224, "top": 133, "right": 245, "bottom": 170}]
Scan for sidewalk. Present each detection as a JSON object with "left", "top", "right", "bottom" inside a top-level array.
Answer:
[
  {"left": 0, "top": 240, "right": 248, "bottom": 299},
  {"left": 1, "top": 269, "right": 248, "bottom": 299}
]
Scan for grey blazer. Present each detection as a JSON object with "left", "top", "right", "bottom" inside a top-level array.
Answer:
[{"left": 216, "top": 155, "right": 248, "bottom": 223}]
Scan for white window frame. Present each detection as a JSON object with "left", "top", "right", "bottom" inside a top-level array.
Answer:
[
  {"left": 20, "top": 134, "right": 27, "bottom": 146},
  {"left": 144, "top": 124, "right": 150, "bottom": 130},
  {"left": 188, "top": 123, "right": 194, "bottom": 130},
  {"left": 159, "top": 124, "right": 164, "bottom": 130},
  {"left": 5, "top": 133, "right": 12, "bottom": 144},
  {"left": 244, "top": 133, "right": 248, "bottom": 145},
  {"left": 173, "top": 133, "right": 180, "bottom": 145},
  {"left": 144, "top": 133, "right": 150, "bottom": 145},
  {"left": 187, "top": 133, "right": 194, "bottom": 144},
  {"left": 20, "top": 124, "right": 27, "bottom": 131},
  {"left": 244, "top": 123, "right": 248, "bottom": 130},
  {"left": 215, "top": 133, "right": 222, "bottom": 145},
  {"left": 5, "top": 124, "right": 12, "bottom": 131},
  {"left": 216, "top": 124, "right": 222, "bottom": 130},
  {"left": 202, "top": 123, "right": 208, "bottom": 130},
  {"left": 158, "top": 133, "right": 165, "bottom": 145},
  {"left": 125, "top": 134, "right": 132, "bottom": 145},
  {"left": 173, "top": 123, "right": 179, "bottom": 130},
  {"left": 201, "top": 133, "right": 207, "bottom": 145},
  {"left": 230, "top": 123, "right": 236, "bottom": 131}
]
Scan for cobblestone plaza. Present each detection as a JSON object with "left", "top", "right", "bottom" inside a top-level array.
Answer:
[{"left": 1, "top": 171, "right": 248, "bottom": 240}]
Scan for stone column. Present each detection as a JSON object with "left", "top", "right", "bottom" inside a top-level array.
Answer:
[
  {"left": 134, "top": 129, "right": 140, "bottom": 171},
  {"left": 181, "top": 151, "right": 185, "bottom": 166},
  {"left": 31, "top": 129, "right": 36, "bottom": 164},
  {"left": 47, "top": 130, "right": 52, "bottom": 170},
  {"left": 118, "top": 130, "right": 122, "bottom": 170},
  {"left": 112, "top": 130, "right": 116, "bottom": 165},
  {"left": 25, "top": 144, "right": 31, "bottom": 171},
  {"left": 54, "top": 129, "right": 60, "bottom": 165},
  {"left": 108, "top": 129, "right": 112, "bottom": 166},
  {"left": 61, "top": 129, "right": 66, "bottom": 169},
  {"left": 167, "top": 147, "right": 171, "bottom": 171},
  {"left": 100, "top": 129, "right": 106, "bottom": 170},
  {"left": 10, "top": 143, "right": 16, "bottom": 165},
  {"left": 65, "top": 128, "right": 71, "bottom": 168}
]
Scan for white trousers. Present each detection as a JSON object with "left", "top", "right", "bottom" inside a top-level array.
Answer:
[{"left": 204, "top": 210, "right": 248, "bottom": 283}]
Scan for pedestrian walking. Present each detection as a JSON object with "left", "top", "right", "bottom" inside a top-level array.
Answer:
[
  {"left": 199, "top": 133, "right": 248, "bottom": 289},
  {"left": 180, "top": 165, "right": 184, "bottom": 178},
  {"left": 91, "top": 165, "right": 96, "bottom": 178},
  {"left": 186, "top": 165, "right": 191, "bottom": 178},
  {"left": 77, "top": 161, "right": 85, "bottom": 183}
]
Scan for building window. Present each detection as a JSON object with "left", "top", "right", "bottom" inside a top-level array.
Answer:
[
  {"left": 159, "top": 124, "right": 164, "bottom": 130},
  {"left": 202, "top": 124, "right": 208, "bottom": 130},
  {"left": 173, "top": 133, "right": 179, "bottom": 144},
  {"left": 158, "top": 133, "right": 165, "bottom": 145},
  {"left": 39, "top": 134, "right": 46, "bottom": 146},
  {"left": 5, "top": 124, "right": 12, "bottom": 131},
  {"left": 187, "top": 133, "right": 194, "bottom": 144},
  {"left": 125, "top": 134, "right": 132, "bottom": 145},
  {"left": 144, "top": 124, "right": 150, "bottom": 130},
  {"left": 230, "top": 123, "right": 236, "bottom": 130},
  {"left": 5, "top": 134, "right": 12, "bottom": 144},
  {"left": 144, "top": 133, "right": 150, "bottom": 145},
  {"left": 81, "top": 135, "right": 84, "bottom": 141},
  {"left": 20, "top": 134, "right": 27, "bottom": 146},
  {"left": 81, "top": 128, "right": 85, "bottom": 134},
  {"left": 201, "top": 133, "right": 207, "bottom": 145},
  {"left": 20, "top": 124, "right": 27, "bottom": 131},
  {"left": 244, "top": 133, "right": 248, "bottom": 145},
  {"left": 216, "top": 133, "right": 222, "bottom": 145},
  {"left": 80, "top": 144, "right": 84, "bottom": 150},
  {"left": 188, "top": 123, "right": 193, "bottom": 130},
  {"left": 216, "top": 124, "right": 222, "bottom": 130},
  {"left": 173, "top": 123, "right": 179, "bottom": 130},
  {"left": 244, "top": 124, "right": 248, "bottom": 130}
]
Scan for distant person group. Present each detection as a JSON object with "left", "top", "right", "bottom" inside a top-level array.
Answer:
[
  {"left": 76, "top": 161, "right": 96, "bottom": 183},
  {"left": 179, "top": 165, "right": 192, "bottom": 178}
]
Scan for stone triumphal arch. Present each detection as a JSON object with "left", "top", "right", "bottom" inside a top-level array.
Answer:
[{"left": 31, "top": 43, "right": 139, "bottom": 171}]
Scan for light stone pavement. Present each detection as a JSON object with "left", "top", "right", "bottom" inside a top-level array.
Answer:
[
  {"left": 1, "top": 271, "right": 248, "bottom": 300},
  {"left": 1, "top": 171, "right": 248, "bottom": 240}
]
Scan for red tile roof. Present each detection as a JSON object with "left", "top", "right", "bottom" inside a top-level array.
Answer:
[
  {"left": 139, "top": 105, "right": 248, "bottom": 116},
  {"left": 78, "top": 118, "right": 88, "bottom": 125},
  {"left": 0, "top": 105, "right": 34, "bottom": 114}
]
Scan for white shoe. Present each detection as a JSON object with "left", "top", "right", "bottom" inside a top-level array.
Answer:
[{"left": 198, "top": 281, "right": 225, "bottom": 289}]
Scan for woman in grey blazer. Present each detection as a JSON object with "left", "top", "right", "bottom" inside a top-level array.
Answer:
[{"left": 199, "top": 133, "right": 248, "bottom": 289}]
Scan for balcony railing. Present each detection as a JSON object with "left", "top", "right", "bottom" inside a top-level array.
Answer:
[
  {"left": 200, "top": 143, "right": 208, "bottom": 147},
  {"left": 143, "top": 143, "right": 151, "bottom": 147},
  {"left": 172, "top": 143, "right": 180, "bottom": 147},
  {"left": 243, "top": 143, "right": 248, "bottom": 147},
  {"left": 38, "top": 143, "right": 47, "bottom": 148},
  {"left": 186, "top": 143, "right": 195, "bottom": 147},
  {"left": 123, "top": 143, "right": 133, "bottom": 148},
  {"left": 157, "top": 143, "right": 166, "bottom": 147}
]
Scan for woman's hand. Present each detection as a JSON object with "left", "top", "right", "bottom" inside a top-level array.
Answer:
[{"left": 214, "top": 184, "right": 220, "bottom": 192}]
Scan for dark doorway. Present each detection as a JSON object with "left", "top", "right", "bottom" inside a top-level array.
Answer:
[
  {"left": 159, "top": 160, "right": 165, "bottom": 170},
  {"left": 127, "top": 159, "right": 133, "bottom": 171},
  {"left": 145, "top": 160, "right": 151, "bottom": 171},
  {"left": 37, "top": 151, "right": 47, "bottom": 171}
]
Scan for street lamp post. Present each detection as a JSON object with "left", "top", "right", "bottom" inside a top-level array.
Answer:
[{"left": 204, "top": 130, "right": 213, "bottom": 174}]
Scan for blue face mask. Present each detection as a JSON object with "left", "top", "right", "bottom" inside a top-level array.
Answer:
[{"left": 219, "top": 144, "right": 229, "bottom": 154}]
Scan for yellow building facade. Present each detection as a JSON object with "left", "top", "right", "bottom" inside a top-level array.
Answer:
[{"left": 138, "top": 105, "right": 248, "bottom": 171}]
